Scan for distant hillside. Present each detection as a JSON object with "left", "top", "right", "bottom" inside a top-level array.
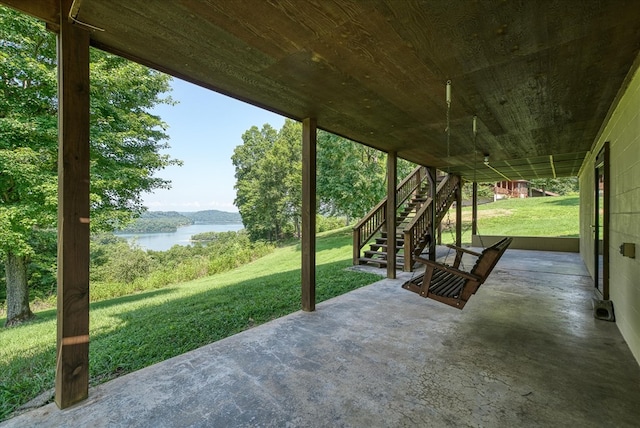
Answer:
[
  {"left": 117, "top": 210, "right": 242, "bottom": 233},
  {"left": 182, "top": 210, "right": 242, "bottom": 224}
]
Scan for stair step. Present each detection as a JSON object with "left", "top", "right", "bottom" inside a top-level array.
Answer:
[
  {"left": 357, "top": 257, "right": 405, "bottom": 269},
  {"left": 363, "top": 249, "right": 405, "bottom": 259},
  {"left": 375, "top": 240, "right": 405, "bottom": 247},
  {"left": 354, "top": 172, "right": 459, "bottom": 272},
  {"left": 380, "top": 232, "right": 405, "bottom": 239},
  {"left": 364, "top": 250, "right": 387, "bottom": 259},
  {"left": 358, "top": 257, "right": 387, "bottom": 267},
  {"left": 369, "top": 243, "right": 403, "bottom": 251}
]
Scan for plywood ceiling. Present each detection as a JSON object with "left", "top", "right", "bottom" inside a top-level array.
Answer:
[{"left": 9, "top": 0, "right": 640, "bottom": 181}]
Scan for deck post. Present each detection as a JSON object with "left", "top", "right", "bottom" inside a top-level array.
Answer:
[
  {"left": 301, "top": 118, "right": 317, "bottom": 311},
  {"left": 56, "top": 0, "right": 91, "bottom": 409},
  {"left": 472, "top": 181, "right": 478, "bottom": 237},
  {"left": 456, "top": 176, "right": 462, "bottom": 247},
  {"left": 427, "top": 168, "right": 437, "bottom": 261},
  {"left": 386, "top": 151, "right": 397, "bottom": 278}
]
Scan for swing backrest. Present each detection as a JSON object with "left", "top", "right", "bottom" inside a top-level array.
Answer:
[{"left": 469, "top": 237, "right": 512, "bottom": 282}]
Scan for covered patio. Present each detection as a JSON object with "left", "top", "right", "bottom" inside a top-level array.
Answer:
[
  {"left": 2, "top": 0, "right": 640, "bottom": 420},
  {"left": 4, "top": 249, "right": 639, "bottom": 427}
]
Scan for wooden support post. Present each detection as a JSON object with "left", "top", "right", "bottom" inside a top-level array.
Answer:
[
  {"left": 428, "top": 168, "right": 437, "bottom": 261},
  {"left": 386, "top": 151, "right": 397, "bottom": 278},
  {"left": 56, "top": 0, "right": 91, "bottom": 409},
  {"left": 301, "top": 118, "right": 317, "bottom": 312},
  {"left": 472, "top": 182, "right": 478, "bottom": 237},
  {"left": 456, "top": 176, "right": 462, "bottom": 247}
]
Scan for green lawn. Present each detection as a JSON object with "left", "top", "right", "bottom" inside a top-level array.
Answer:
[
  {"left": 440, "top": 195, "right": 579, "bottom": 244},
  {"left": 0, "top": 228, "right": 382, "bottom": 422}
]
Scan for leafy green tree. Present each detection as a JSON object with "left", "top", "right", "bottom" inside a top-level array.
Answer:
[
  {"left": 529, "top": 177, "right": 578, "bottom": 195},
  {"left": 460, "top": 182, "right": 495, "bottom": 201},
  {"left": 317, "top": 133, "right": 384, "bottom": 221},
  {"left": 233, "top": 118, "right": 418, "bottom": 240},
  {"left": 232, "top": 124, "right": 277, "bottom": 240},
  {"left": 0, "top": 7, "right": 178, "bottom": 326},
  {"left": 317, "top": 133, "right": 415, "bottom": 222},
  {"left": 232, "top": 120, "right": 303, "bottom": 241},
  {"left": 90, "top": 237, "right": 153, "bottom": 284},
  {"left": 265, "top": 120, "right": 302, "bottom": 237}
]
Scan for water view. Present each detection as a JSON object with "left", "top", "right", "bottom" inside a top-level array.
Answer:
[{"left": 116, "top": 223, "right": 244, "bottom": 251}]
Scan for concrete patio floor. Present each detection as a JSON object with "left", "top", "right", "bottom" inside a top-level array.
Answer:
[{"left": 3, "top": 249, "right": 640, "bottom": 427}]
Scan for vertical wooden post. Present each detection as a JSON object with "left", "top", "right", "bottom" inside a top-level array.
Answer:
[
  {"left": 472, "top": 182, "right": 478, "bottom": 237},
  {"left": 353, "top": 231, "right": 360, "bottom": 265},
  {"left": 301, "top": 118, "right": 317, "bottom": 312},
  {"left": 56, "top": 0, "right": 91, "bottom": 409},
  {"left": 386, "top": 151, "right": 397, "bottom": 278},
  {"left": 456, "top": 176, "right": 462, "bottom": 247},
  {"left": 428, "top": 168, "right": 437, "bottom": 261}
]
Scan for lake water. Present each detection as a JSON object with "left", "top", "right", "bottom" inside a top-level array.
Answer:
[{"left": 115, "top": 223, "right": 244, "bottom": 251}]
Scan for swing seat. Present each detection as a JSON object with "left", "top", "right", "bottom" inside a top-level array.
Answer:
[{"left": 401, "top": 237, "right": 512, "bottom": 309}]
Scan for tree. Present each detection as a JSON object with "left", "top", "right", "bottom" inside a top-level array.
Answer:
[
  {"left": 317, "top": 133, "right": 385, "bottom": 221},
  {"left": 232, "top": 124, "right": 277, "bottom": 240},
  {"left": 317, "top": 133, "right": 414, "bottom": 221},
  {"left": 268, "top": 120, "right": 302, "bottom": 237},
  {"left": 233, "top": 119, "right": 417, "bottom": 240},
  {"left": 0, "top": 7, "right": 179, "bottom": 326},
  {"left": 529, "top": 177, "right": 578, "bottom": 196},
  {"left": 232, "top": 120, "right": 302, "bottom": 241},
  {"left": 460, "top": 182, "right": 495, "bottom": 201}
]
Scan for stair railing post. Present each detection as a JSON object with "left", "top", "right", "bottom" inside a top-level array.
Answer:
[
  {"left": 353, "top": 229, "right": 361, "bottom": 265},
  {"left": 456, "top": 176, "right": 462, "bottom": 247},
  {"left": 472, "top": 181, "right": 478, "bottom": 237},
  {"left": 403, "top": 230, "right": 413, "bottom": 272},
  {"left": 427, "top": 167, "right": 437, "bottom": 261},
  {"left": 386, "top": 151, "right": 397, "bottom": 278},
  {"left": 413, "top": 167, "right": 422, "bottom": 200}
]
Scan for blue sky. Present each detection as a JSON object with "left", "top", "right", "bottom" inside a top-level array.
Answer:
[{"left": 144, "top": 78, "right": 285, "bottom": 212}]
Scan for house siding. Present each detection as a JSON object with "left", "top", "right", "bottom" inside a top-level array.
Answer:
[{"left": 580, "top": 59, "right": 640, "bottom": 365}]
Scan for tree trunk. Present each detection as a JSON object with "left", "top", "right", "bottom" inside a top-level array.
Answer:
[{"left": 5, "top": 252, "right": 34, "bottom": 327}]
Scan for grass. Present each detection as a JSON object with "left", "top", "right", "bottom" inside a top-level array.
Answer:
[
  {"left": 0, "top": 227, "right": 382, "bottom": 422},
  {"left": 440, "top": 195, "right": 579, "bottom": 244}
]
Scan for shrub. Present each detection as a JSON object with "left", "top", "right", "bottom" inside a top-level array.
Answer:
[
  {"left": 316, "top": 215, "right": 347, "bottom": 232},
  {"left": 86, "top": 231, "right": 275, "bottom": 302}
]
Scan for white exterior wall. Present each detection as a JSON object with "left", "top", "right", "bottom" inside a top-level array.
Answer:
[{"left": 580, "top": 60, "right": 640, "bottom": 365}]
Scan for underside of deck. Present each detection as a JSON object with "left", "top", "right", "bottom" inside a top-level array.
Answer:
[{"left": 3, "top": 249, "right": 639, "bottom": 427}]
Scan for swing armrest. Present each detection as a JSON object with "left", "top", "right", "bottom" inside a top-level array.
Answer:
[
  {"left": 414, "top": 256, "right": 482, "bottom": 282},
  {"left": 445, "top": 244, "right": 482, "bottom": 257}
]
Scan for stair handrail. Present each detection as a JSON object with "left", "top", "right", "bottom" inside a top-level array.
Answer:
[
  {"left": 402, "top": 174, "right": 460, "bottom": 271},
  {"left": 396, "top": 165, "right": 428, "bottom": 206},
  {"left": 352, "top": 165, "right": 427, "bottom": 263}
]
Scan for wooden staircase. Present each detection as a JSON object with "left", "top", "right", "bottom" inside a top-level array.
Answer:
[{"left": 353, "top": 167, "right": 460, "bottom": 271}]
